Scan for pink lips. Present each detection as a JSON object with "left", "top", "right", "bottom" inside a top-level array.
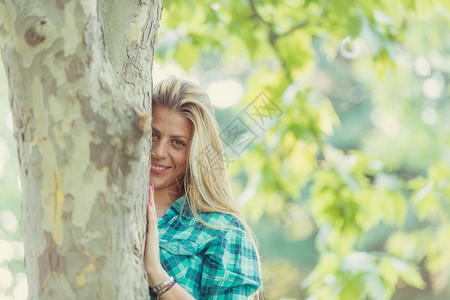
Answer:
[{"left": 150, "top": 162, "right": 170, "bottom": 175}]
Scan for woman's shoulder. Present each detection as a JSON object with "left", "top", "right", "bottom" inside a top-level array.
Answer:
[
  {"left": 179, "top": 197, "right": 243, "bottom": 228},
  {"left": 179, "top": 208, "right": 248, "bottom": 242},
  {"left": 200, "top": 211, "right": 244, "bottom": 230}
]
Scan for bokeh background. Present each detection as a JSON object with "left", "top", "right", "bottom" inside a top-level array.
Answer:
[{"left": 1, "top": 0, "right": 449, "bottom": 299}]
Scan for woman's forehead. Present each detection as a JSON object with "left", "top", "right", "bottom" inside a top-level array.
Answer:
[{"left": 152, "top": 106, "right": 193, "bottom": 138}]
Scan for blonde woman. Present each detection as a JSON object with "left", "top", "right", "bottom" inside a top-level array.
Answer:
[{"left": 144, "top": 76, "right": 262, "bottom": 299}]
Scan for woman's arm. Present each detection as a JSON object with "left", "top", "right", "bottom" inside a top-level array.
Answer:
[
  {"left": 144, "top": 186, "right": 195, "bottom": 299},
  {"left": 198, "top": 226, "right": 261, "bottom": 299},
  {"left": 146, "top": 265, "right": 195, "bottom": 299}
]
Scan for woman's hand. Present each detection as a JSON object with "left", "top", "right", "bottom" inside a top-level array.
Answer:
[
  {"left": 144, "top": 184, "right": 169, "bottom": 286},
  {"left": 142, "top": 184, "right": 196, "bottom": 299}
]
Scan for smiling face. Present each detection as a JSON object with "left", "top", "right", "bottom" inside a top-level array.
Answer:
[{"left": 150, "top": 106, "right": 193, "bottom": 196}]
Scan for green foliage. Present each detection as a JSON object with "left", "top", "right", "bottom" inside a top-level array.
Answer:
[
  {"left": 303, "top": 252, "right": 425, "bottom": 300},
  {"left": 154, "top": 0, "right": 450, "bottom": 298},
  {"left": 310, "top": 148, "right": 408, "bottom": 254},
  {"left": 0, "top": 63, "right": 24, "bottom": 298},
  {"left": 1, "top": 0, "right": 449, "bottom": 298}
]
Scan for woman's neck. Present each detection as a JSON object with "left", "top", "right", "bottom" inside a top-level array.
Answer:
[{"left": 154, "top": 186, "right": 182, "bottom": 208}]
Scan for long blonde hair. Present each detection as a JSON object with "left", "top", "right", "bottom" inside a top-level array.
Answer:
[{"left": 152, "top": 76, "right": 262, "bottom": 285}]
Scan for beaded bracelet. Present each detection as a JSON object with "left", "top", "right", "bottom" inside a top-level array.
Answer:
[{"left": 156, "top": 278, "right": 177, "bottom": 299}]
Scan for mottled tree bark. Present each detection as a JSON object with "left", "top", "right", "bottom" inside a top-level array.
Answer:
[{"left": 0, "top": 0, "right": 162, "bottom": 298}]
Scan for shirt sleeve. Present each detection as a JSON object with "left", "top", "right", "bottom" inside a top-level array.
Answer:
[{"left": 199, "top": 227, "right": 262, "bottom": 299}]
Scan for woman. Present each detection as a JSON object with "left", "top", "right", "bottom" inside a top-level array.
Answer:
[{"left": 144, "top": 76, "right": 262, "bottom": 299}]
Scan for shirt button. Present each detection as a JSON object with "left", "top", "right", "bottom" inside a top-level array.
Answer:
[{"left": 171, "top": 246, "right": 177, "bottom": 251}]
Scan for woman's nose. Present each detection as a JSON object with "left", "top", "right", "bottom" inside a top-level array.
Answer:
[{"left": 152, "top": 140, "right": 168, "bottom": 159}]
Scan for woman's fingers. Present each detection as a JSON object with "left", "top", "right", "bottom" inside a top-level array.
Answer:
[
  {"left": 147, "top": 201, "right": 154, "bottom": 225},
  {"left": 144, "top": 183, "right": 160, "bottom": 272},
  {"left": 147, "top": 183, "right": 157, "bottom": 227},
  {"left": 150, "top": 183, "right": 155, "bottom": 209}
]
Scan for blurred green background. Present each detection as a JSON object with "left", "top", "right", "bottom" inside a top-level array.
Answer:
[{"left": 1, "top": 0, "right": 449, "bottom": 299}]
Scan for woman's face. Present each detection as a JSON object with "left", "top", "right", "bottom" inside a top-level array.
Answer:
[{"left": 150, "top": 106, "right": 193, "bottom": 194}]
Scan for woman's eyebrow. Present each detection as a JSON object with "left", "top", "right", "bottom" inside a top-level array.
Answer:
[
  {"left": 152, "top": 128, "right": 190, "bottom": 140},
  {"left": 171, "top": 135, "right": 190, "bottom": 140}
]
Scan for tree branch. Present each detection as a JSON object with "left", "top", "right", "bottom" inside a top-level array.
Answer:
[
  {"left": 278, "top": 20, "right": 309, "bottom": 38},
  {"left": 248, "top": 0, "right": 271, "bottom": 27},
  {"left": 247, "top": 0, "right": 294, "bottom": 82}
]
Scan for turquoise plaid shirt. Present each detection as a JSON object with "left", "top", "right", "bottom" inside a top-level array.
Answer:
[{"left": 152, "top": 196, "right": 261, "bottom": 299}]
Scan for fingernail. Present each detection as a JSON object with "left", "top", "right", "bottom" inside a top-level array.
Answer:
[{"left": 151, "top": 183, "right": 154, "bottom": 193}]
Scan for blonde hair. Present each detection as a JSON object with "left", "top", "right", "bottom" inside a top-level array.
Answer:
[{"left": 152, "top": 76, "right": 262, "bottom": 292}]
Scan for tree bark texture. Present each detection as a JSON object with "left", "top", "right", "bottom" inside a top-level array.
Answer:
[{"left": 0, "top": 0, "right": 162, "bottom": 298}]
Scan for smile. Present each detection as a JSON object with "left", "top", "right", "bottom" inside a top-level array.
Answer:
[
  {"left": 152, "top": 166, "right": 167, "bottom": 170},
  {"left": 151, "top": 163, "right": 170, "bottom": 175}
]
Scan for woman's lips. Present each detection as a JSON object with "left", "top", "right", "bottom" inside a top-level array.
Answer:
[{"left": 150, "top": 164, "right": 170, "bottom": 175}]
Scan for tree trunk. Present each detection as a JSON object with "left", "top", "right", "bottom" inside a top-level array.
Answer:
[{"left": 0, "top": 0, "right": 162, "bottom": 298}]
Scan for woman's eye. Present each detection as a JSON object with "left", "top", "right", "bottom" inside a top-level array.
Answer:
[
  {"left": 152, "top": 133, "right": 158, "bottom": 139},
  {"left": 174, "top": 140, "right": 185, "bottom": 147}
]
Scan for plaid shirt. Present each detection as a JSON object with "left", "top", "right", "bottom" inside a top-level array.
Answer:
[{"left": 152, "top": 196, "right": 261, "bottom": 299}]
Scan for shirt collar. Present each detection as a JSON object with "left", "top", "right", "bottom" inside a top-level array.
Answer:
[
  {"left": 170, "top": 195, "right": 186, "bottom": 214},
  {"left": 166, "top": 195, "right": 192, "bottom": 219}
]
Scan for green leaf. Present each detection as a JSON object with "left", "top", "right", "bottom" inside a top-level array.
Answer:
[
  {"left": 276, "top": 30, "right": 313, "bottom": 76},
  {"left": 365, "top": 273, "right": 388, "bottom": 300},
  {"left": 174, "top": 41, "right": 199, "bottom": 71},
  {"left": 399, "top": 267, "right": 426, "bottom": 289},
  {"left": 339, "top": 272, "right": 366, "bottom": 300},
  {"left": 346, "top": 15, "right": 362, "bottom": 38},
  {"left": 390, "top": 257, "right": 426, "bottom": 289},
  {"left": 379, "top": 257, "right": 400, "bottom": 287}
]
